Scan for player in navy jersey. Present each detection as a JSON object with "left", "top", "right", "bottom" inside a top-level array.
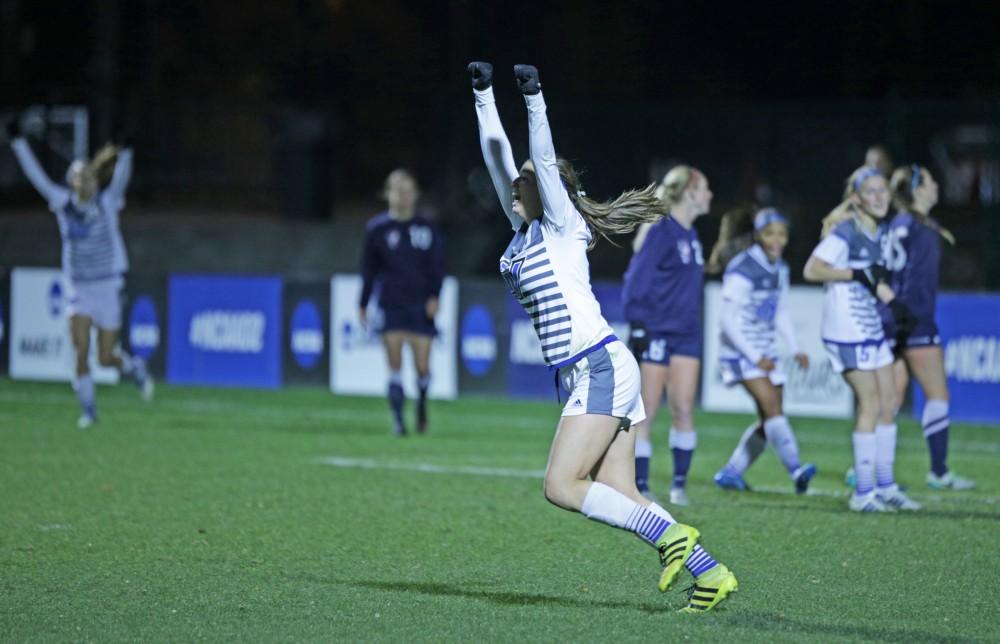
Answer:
[
  {"left": 622, "top": 165, "right": 711, "bottom": 507},
  {"left": 468, "top": 62, "right": 736, "bottom": 612},
  {"left": 882, "top": 165, "right": 974, "bottom": 490},
  {"left": 6, "top": 117, "right": 153, "bottom": 429},
  {"left": 359, "top": 169, "right": 445, "bottom": 436},
  {"left": 710, "top": 209, "right": 817, "bottom": 493},
  {"left": 805, "top": 167, "right": 921, "bottom": 512}
]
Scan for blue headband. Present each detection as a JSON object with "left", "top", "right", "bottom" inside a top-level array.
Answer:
[
  {"left": 852, "top": 167, "right": 883, "bottom": 191},
  {"left": 910, "top": 164, "right": 922, "bottom": 193},
  {"left": 754, "top": 208, "right": 787, "bottom": 231}
]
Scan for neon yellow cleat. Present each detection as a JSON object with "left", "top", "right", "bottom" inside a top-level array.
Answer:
[
  {"left": 680, "top": 564, "right": 738, "bottom": 613},
  {"left": 655, "top": 523, "right": 700, "bottom": 592}
]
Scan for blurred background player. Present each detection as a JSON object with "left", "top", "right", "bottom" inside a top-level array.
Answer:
[
  {"left": 6, "top": 116, "right": 153, "bottom": 429},
  {"left": 622, "top": 165, "right": 712, "bottom": 506},
  {"left": 469, "top": 61, "right": 736, "bottom": 612},
  {"left": 710, "top": 208, "right": 816, "bottom": 493},
  {"left": 864, "top": 143, "right": 895, "bottom": 178},
  {"left": 359, "top": 169, "right": 445, "bottom": 436},
  {"left": 883, "top": 164, "right": 974, "bottom": 490},
  {"left": 804, "top": 167, "right": 920, "bottom": 512}
]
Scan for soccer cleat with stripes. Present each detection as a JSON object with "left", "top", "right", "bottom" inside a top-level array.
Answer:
[
  {"left": 876, "top": 484, "right": 922, "bottom": 510},
  {"left": 926, "top": 470, "right": 975, "bottom": 490},
  {"left": 655, "top": 523, "right": 700, "bottom": 591},
  {"left": 679, "top": 564, "right": 738, "bottom": 613},
  {"left": 848, "top": 490, "right": 893, "bottom": 512}
]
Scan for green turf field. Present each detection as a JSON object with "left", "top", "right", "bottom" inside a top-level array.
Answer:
[{"left": 1, "top": 379, "right": 997, "bottom": 643}]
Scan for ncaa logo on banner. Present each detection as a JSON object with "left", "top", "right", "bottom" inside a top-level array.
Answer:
[
  {"left": 461, "top": 304, "right": 497, "bottom": 376},
  {"left": 291, "top": 299, "right": 324, "bottom": 369},
  {"left": 128, "top": 296, "right": 160, "bottom": 359}
]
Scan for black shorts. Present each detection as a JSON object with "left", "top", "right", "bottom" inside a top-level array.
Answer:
[{"left": 380, "top": 303, "right": 436, "bottom": 337}]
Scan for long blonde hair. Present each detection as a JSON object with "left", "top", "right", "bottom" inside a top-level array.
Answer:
[
  {"left": 889, "top": 164, "right": 955, "bottom": 245},
  {"left": 820, "top": 166, "right": 883, "bottom": 238},
  {"left": 657, "top": 165, "right": 702, "bottom": 206},
  {"left": 556, "top": 158, "right": 664, "bottom": 250}
]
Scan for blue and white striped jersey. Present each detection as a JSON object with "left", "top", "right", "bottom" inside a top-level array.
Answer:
[
  {"left": 476, "top": 87, "right": 614, "bottom": 369},
  {"left": 810, "top": 216, "right": 889, "bottom": 344},
  {"left": 719, "top": 244, "right": 798, "bottom": 363},
  {"left": 11, "top": 138, "right": 131, "bottom": 283}
]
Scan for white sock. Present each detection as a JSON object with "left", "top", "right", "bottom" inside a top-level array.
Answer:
[
  {"left": 72, "top": 374, "right": 96, "bottom": 416},
  {"left": 725, "top": 423, "right": 765, "bottom": 475},
  {"left": 580, "top": 482, "right": 638, "bottom": 528},
  {"left": 635, "top": 438, "right": 653, "bottom": 459},
  {"left": 646, "top": 502, "right": 677, "bottom": 524},
  {"left": 117, "top": 349, "right": 135, "bottom": 375},
  {"left": 763, "top": 415, "right": 801, "bottom": 474},
  {"left": 668, "top": 428, "right": 697, "bottom": 450},
  {"left": 875, "top": 423, "right": 897, "bottom": 488},
  {"left": 852, "top": 432, "right": 877, "bottom": 494}
]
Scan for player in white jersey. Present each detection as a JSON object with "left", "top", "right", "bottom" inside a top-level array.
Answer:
[
  {"left": 804, "top": 167, "right": 920, "bottom": 512},
  {"left": 469, "top": 61, "right": 736, "bottom": 612},
  {"left": 710, "top": 209, "right": 816, "bottom": 493},
  {"left": 7, "top": 117, "right": 153, "bottom": 429}
]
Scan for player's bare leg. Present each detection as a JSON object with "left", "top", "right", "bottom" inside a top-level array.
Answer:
[
  {"left": 382, "top": 332, "right": 407, "bottom": 435},
  {"left": 409, "top": 332, "right": 433, "bottom": 434},
  {"left": 70, "top": 315, "right": 97, "bottom": 428}
]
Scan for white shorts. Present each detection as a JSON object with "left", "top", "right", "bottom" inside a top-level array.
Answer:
[
  {"left": 67, "top": 276, "right": 124, "bottom": 330},
  {"left": 823, "top": 339, "right": 893, "bottom": 373},
  {"left": 719, "top": 355, "right": 787, "bottom": 387},
  {"left": 558, "top": 340, "right": 646, "bottom": 427}
]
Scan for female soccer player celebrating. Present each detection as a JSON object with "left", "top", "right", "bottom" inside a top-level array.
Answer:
[
  {"left": 469, "top": 61, "right": 736, "bottom": 612},
  {"left": 359, "top": 169, "right": 445, "bottom": 436},
  {"left": 622, "top": 165, "right": 711, "bottom": 506},
  {"left": 883, "top": 165, "right": 973, "bottom": 490},
  {"left": 7, "top": 118, "right": 152, "bottom": 428},
  {"left": 711, "top": 208, "right": 817, "bottom": 493},
  {"left": 804, "top": 167, "right": 921, "bottom": 512}
]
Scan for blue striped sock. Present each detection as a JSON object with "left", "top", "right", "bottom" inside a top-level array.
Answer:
[
  {"left": 685, "top": 545, "right": 718, "bottom": 577},
  {"left": 623, "top": 505, "right": 671, "bottom": 545}
]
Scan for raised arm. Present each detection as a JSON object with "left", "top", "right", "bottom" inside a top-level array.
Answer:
[
  {"left": 469, "top": 62, "right": 521, "bottom": 231},
  {"left": 516, "top": 65, "right": 575, "bottom": 230},
  {"left": 107, "top": 146, "right": 133, "bottom": 198},
  {"left": 9, "top": 125, "right": 64, "bottom": 205}
]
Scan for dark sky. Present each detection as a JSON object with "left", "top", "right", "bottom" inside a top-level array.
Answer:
[{"left": 5, "top": 0, "right": 1000, "bottom": 106}]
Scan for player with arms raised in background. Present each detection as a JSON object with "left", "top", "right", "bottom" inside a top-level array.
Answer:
[{"left": 7, "top": 116, "right": 152, "bottom": 429}]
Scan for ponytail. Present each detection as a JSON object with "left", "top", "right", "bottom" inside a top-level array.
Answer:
[
  {"left": 890, "top": 164, "right": 955, "bottom": 246},
  {"left": 557, "top": 158, "right": 664, "bottom": 250}
]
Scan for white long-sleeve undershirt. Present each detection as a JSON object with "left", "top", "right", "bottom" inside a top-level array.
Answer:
[{"left": 474, "top": 87, "right": 521, "bottom": 231}]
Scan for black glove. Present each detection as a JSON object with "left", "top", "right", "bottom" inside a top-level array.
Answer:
[
  {"left": 468, "top": 62, "right": 493, "bottom": 91},
  {"left": 5, "top": 115, "right": 21, "bottom": 140},
  {"left": 513, "top": 64, "right": 541, "bottom": 95},
  {"left": 852, "top": 265, "right": 890, "bottom": 294},
  {"left": 628, "top": 321, "right": 649, "bottom": 359},
  {"left": 888, "top": 299, "right": 917, "bottom": 336}
]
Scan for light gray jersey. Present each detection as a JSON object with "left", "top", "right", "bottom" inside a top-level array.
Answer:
[{"left": 11, "top": 138, "right": 131, "bottom": 282}]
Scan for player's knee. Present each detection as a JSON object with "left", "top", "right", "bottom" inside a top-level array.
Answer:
[
  {"left": 542, "top": 474, "right": 572, "bottom": 508},
  {"left": 670, "top": 401, "right": 694, "bottom": 426}
]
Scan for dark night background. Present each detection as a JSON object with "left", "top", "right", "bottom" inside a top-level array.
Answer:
[{"left": 2, "top": 0, "right": 999, "bottom": 284}]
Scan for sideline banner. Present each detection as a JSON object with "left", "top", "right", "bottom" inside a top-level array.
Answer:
[
  {"left": 9, "top": 267, "right": 119, "bottom": 383},
  {"left": 329, "top": 274, "right": 458, "bottom": 400},
  {"left": 122, "top": 273, "right": 168, "bottom": 377},
  {"left": 507, "top": 281, "right": 629, "bottom": 400},
  {"left": 701, "top": 282, "right": 853, "bottom": 419},
  {"left": 912, "top": 293, "right": 1000, "bottom": 424},
  {"left": 457, "top": 279, "right": 508, "bottom": 396},
  {"left": 167, "top": 274, "right": 283, "bottom": 388},
  {"left": 284, "top": 280, "right": 330, "bottom": 385}
]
